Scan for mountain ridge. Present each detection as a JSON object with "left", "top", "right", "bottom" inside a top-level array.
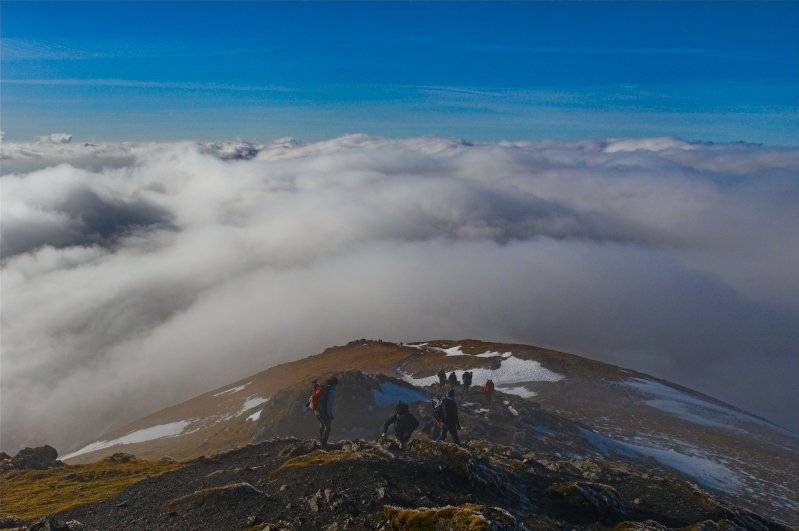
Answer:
[{"left": 53, "top": 339, "right": 798, "bottom": 526}]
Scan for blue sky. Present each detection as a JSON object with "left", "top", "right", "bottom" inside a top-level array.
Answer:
[{"left": 2, "top": 1, "right": 797, "bottom": 144}]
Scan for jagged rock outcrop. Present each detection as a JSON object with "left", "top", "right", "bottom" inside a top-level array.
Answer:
[{"left": 0, "top": 446, "right": 63, "bottom": 472}]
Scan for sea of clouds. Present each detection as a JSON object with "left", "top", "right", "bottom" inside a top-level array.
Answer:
[{"left": 2, "top": 134, "right": 798, "bottom": 453}]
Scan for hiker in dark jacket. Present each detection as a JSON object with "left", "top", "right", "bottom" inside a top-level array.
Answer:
[
  {"left": 305, "top": 377, "right": 338, "bottom": 448},
  {"left": 381, "top": 401, "right": 420, "bottom": 449},
  {"left": 448, "top": 371, "right": 458, "bottom": 389},
  {"left": 437, "top": 389, "right": 462, "bottom": 445},
  {"left": 462, "top": 371, "right": 473, "bottom": 397},
  {"left": 437, "top": 369, "right": 447, "bottom": 389}
]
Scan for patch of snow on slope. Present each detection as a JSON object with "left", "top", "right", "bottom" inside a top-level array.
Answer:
[
  {"left": 624, "top": 378, "right": 795, "bottom": 436},
  {"left": 577, "top": 428, "right": 739, "bottom": 491},
  {"left": 373, "top": 382, "right": 429, "bottom": 407},
  {"left": 213, "top": 383, "right": 251, "bottom": 397},
  {"left": 239, "top": 397, "right": 270, "bottom": 415},
  {"left": 500, "top": 386, "right": 537, "bottom": 398},
  {"left": 247, "top": 409, "right": 263, "bottom": 422},
  {"left": 436, "top": 345, "right": 468, "bottom": 356},
  {"left": 401, "top": 355, "right": 562, "bottom": 389},
  {"left": 62, "top": 420, "right": 190, "bottom": 460},
  {"left": 476, "top": 351, "right": 512, "bottom": 358}
]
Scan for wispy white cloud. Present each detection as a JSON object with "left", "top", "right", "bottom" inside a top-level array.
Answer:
[
  {"left": 1, "top": 78, "right": 292, "bottom": 92},
  {"left": 2, "top": 134, "right": 798, "bottom": 454}
]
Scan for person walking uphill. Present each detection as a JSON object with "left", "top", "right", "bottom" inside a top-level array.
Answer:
[
  {"left": 381, "top": 401, "right": 420, "bottom": 450},
  {"left": 305, "top": 377, "right": 338, "bottom": 448},
  {"left": 437, "top": 389, "right": 462, "bottom": 445}
]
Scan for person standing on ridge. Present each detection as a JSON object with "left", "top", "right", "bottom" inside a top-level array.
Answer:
[
  {"left": 437, "top": 389, "right": 462, "bottom": 445},
  {"left": 437, "top": 369, "right": 447, "bottom": 389},
  {"left": 448, "top": 371, "right": 458, "bottom": 389},
  {"left": 305, "top": 376, "right": 338, "bottom": 448},
  {"left": 484, "top": 379, "right": 495, "bottom": 403},
  {"left": 380, "top": 401, "right": 420, "bottom": 450},
  {"left": 462, "top": 371, "right": 473, "bottom": 397}
]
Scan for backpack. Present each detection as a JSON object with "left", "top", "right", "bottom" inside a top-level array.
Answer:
[
  {"left": 484, "top": 380, "right": 494, "bottom": 392},
  {"left": 432, "top": 398, "right": 447, "bottom": 422},
  {"left": 463, "top": 372, "right": 472, "bottom": 385},
  {"left": 310, "top": 384, "right": 331, "bottom": 411}
]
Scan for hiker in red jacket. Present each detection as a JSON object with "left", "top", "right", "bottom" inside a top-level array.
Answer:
[{"left": 484, "top": 379, "right": 495, "bottom": 403}]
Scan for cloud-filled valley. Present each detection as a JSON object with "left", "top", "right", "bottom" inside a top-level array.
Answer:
[{"left": 2, "top": 134, "right": 798, "bottom": 453}]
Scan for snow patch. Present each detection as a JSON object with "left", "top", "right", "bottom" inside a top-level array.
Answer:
[
  {"left": 436, "top": 345, "right": 468, "bottom": 357},
  {"left": 373, "top": 382, "right": 429, "bottom": 407},
  {"left": 246, "top": 409, "right": 263, "bottom": 422},
  {"left": 213, "top": 383, "right": 251, "bottom": 397},
  {"left": 498, "top": 385, "right": 537, "bottom": 398},
  {"left": 578, "top": 428, "right": 739, "bottom": 491},
  {"left": 239, "top": 396, "right": 270, "bottom": 415},
  {"left": 401, "top": 355, "right": 563, "bottom": 389},
  {"left": 623, "top": 378, "right": 795, "bottom": 436},
  {"left": 476, "top": 350, "right": 512, "bottom": 358},
  {"left": 62, "top": 420, "right": 190, "bottom": 460}
]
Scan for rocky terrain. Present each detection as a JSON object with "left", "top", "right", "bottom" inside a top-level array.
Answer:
[
  {"left": 3, "top": 340, "right": 798, "bottom": 530},
  {"left": 2, "top": 434, "right": 794, "bottom": 531}
]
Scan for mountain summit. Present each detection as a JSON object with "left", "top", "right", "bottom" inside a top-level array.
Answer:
[{"left": 54, "top": 340, "right": 798, "bottom": 527}]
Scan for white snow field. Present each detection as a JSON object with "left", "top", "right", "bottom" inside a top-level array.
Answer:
[
  {"left": 62, "top": 420, "right": 191, "bottom": 460},
  {"left": 402, "top": 347, "right": 563, "bottom": 397}
]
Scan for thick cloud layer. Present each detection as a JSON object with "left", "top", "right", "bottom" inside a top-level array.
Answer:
[{"left": 2, "top": 134, "right": 798, "bottom": 453}]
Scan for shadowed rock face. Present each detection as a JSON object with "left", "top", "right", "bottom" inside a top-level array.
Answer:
[
  {"left": 0, "top": 445, "right": 64, "bottom": 472},
  {"left": 6, "top": 437, "right": 794, "bottom": 531}
]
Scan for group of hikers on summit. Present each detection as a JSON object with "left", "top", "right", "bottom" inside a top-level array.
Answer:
[
  {"left": 436, "top": 368, "right": 494, "bottom": 401},
  {"left": 304, "top": 368, "right": 498, "bottom": 448}
]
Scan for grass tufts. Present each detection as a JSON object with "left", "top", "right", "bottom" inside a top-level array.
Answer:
[
  {"left": 269, "top": 448, "right": 392, "bottom": 479},
  {"left": 0, "top": 459, "right": 183, "bottom": 520}
]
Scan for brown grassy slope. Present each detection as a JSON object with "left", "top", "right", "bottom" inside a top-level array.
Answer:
[
  {"left": 65, "top": 341, "right": 415, "bottom": 462},
  {"left": 0, "top": 457, "right": 182, "bottom": 519}
]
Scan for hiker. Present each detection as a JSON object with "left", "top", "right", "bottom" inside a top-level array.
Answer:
[
  {"left": 305, "top": 376, "right": 338, "bottom": 448},
  {"left": 484, "top": 379, "right": 495, "bottom": 403},
  {"left": 381, "top": 401, "right": 420, "bottom": 449},
  {"left": 462, "top": 371, "right": 473, "bottom": 397},
  {"left": 448, "top": 371, "right": 458, "bottom": 389},
  {"left": 437, "top": 369, "right": 447, "bottom": 389},
  {"left": 421, "top": 417, "right": 441, "bottom": 441},
  {"left": 437, "top": 389, "right": 462, "bottom": 445}
]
